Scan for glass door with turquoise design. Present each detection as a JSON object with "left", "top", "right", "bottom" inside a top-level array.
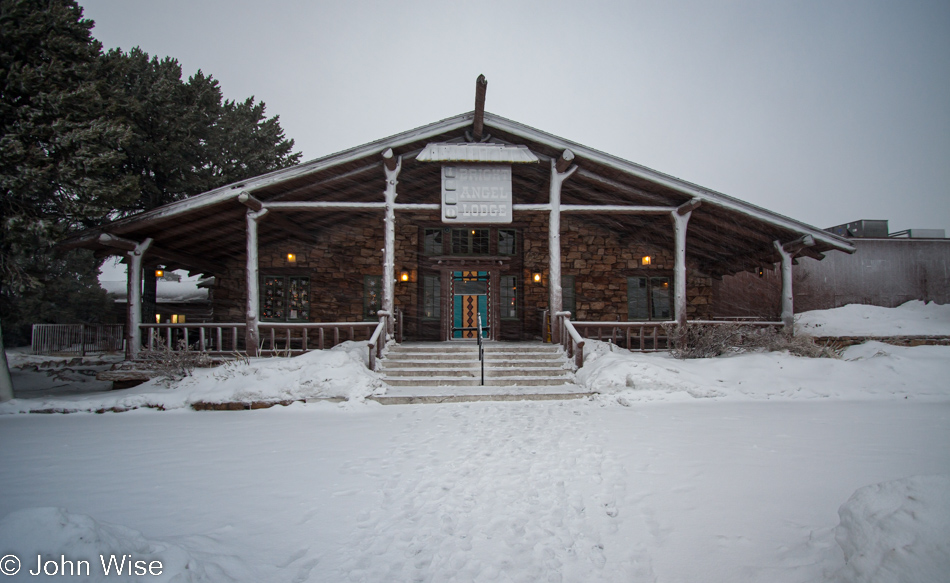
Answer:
[{"left": 452, "top": 271, "right": 490, "bottom": 339}]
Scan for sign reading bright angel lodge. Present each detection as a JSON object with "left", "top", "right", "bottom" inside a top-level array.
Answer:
[{"left": 64, "top": 76, "right": 855, "bottom": 360}]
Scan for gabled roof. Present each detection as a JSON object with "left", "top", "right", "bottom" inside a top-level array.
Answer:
[{"left": 63, "top": 111, "right": 854, "bottom": 277}]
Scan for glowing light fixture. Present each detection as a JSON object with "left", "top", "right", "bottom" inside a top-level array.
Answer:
[
  {"left": 287, "top": 253, "right": 297, "bottom": 263},
  {"left": 155, "top": 269, "right": 164, "bottom": 278},
  {"left": 641, "top": 256, "right": 652, "bottom": 266},
  {"left": 399, "top": 271, "right": 410, "bottom": 282},
  {"left": 155, "top": 314, "right": 161, "bottom": 324},
  {"left": 532, "top": 273, "right": 542, "bottom": 283}
]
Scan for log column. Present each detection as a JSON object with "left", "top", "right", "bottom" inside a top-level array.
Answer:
[
  {"left": 773, "top": 235, "right": 815, "bottom": 331},
  {"left": 671, "top": 199, "right": 701, "bottom": 326},
  {"left": 549, "top": 150, "right": 577, "bottom": 343},
  {"left": 382, "top": 149, "right": 402, "bottom": 338},
  {"left": 98, "top": 234, "right": 152, "bottom": 360},
  {"left": 240, "top": 193, "right": 269, "bottom": 356}
]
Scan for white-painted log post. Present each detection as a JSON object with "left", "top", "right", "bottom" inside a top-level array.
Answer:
[
  {"left": 773, "top": 240, "right": 794, "bottom": 331},
  {"left": 670, "top": 199, "right": 700, "bottom": 327},
  {"left": 773, "top": 235, "right": 814, "bottom": 332},
  {"left": 245, "top": 208, "right": 268, "bottom": 356},
  {"left": 549, "top": 150, "right": 577, "bottom": 344},
  {"left": 382, "top": 149, "right": 402, "bottom": 339},
  {"left": 125, "top": 238, "right": 153, "bottom": 360}
]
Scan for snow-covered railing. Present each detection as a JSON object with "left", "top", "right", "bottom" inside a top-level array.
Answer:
[
  {"left": 141, "top": 323, "right": 244, "bottom": 354},
  {"left": 367, "top": 311, "right": 392, "bottom": 370},
  {"left": 31, "top": 324, "right": 124, "bottom": 356},
  {"left": 554, "top": 311, "right": 585, "bottom": 368},
  {"left": 258, "top": 321, "right": 382, "bottom": 355}
]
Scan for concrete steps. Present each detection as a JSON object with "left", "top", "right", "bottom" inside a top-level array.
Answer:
[{"left": 380, "top": 342, "right": 575, "bottom": 388}]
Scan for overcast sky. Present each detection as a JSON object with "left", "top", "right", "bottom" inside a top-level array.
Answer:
[{"left": 80, "top": 0, "right": 949, "bottom": 234}]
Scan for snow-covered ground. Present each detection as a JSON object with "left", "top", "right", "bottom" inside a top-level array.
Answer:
[
  {"left": 796, "top": 300, "right": 950, "bottom": 337},
  {"left": 0, "top": 302, "right": 947, "bottom": 581}
]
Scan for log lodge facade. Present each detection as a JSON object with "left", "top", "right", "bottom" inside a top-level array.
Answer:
[{"left": 65, "top": 80, "right": 856, "bottom": 362}]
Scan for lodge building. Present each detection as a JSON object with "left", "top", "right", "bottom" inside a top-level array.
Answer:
[{"left": 65, "top": 77, "right": 856, "bottom": 361}]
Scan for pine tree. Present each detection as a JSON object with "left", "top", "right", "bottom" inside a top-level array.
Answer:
[{"left": 0, "top": 0, "right": 133, "bottom": 346}]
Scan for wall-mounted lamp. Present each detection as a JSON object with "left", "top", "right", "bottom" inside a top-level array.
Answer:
[
  {"left": 399, "top": 271, "right": 410, "bottom": 282},
  {"left": 532, "top": 273, "right": 542, "bottom": 283},
  {"left": 286, "top": 253, "right": 297, "bottom": 263},
  {"left": 155, "top": 269, "right": 164, "bottom": 278},
  {"left": 641, "top": 256, "right": 652, "bottom": 266},
  {"left": 155, "top": 314, "right": 161, "bottom": 324},
  {"left": 757, "top": 267, "right": 765, "bottom": 278}
]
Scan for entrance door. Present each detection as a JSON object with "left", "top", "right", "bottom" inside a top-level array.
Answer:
[{"left": 451, "top": 271, "right": 490, "bottom": 339}]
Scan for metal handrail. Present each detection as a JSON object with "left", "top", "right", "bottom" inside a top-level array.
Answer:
[{"left": 476, "top": 311, "right": 485, "bottom": 386}]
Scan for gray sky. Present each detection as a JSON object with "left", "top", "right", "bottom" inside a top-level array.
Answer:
[{"left": 80, "top": 0, "right": 949, "bottom": 233}]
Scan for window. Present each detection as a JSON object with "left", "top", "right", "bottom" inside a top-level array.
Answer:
[
  {"left": 423, "top": 275, "right": 440, "bottom": 319},
  {"left": 263, "top": 276, "right": 310, "bottom": 321},
  {"left": 363, "top": 275, "right": 382, "bottom": 321},
  {"left": 627, "top": 276, "right": 671, "bottom": 320},
  {"left": 424, "top": 228, "right": 443, "bottom": 256},
  {"left": 500, "top": 275, "right": 518, "bottom": 318},
  {"left": 561, "top": 275, "right": 575, "bottom": 316},
  {"left": 498, "top": 229, "right": 517, "bottom": 255},
  {"left": 451, "top": 228, "right": 490, "bottom": 255}
]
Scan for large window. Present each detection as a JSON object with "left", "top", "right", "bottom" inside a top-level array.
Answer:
[
  {"left": 500, "top": 275, "right": 518, "bottom": 319},
  {"left": 423, "top": 275, "right": 440, "bottom": 319},
  {"left": 627, "top": 276, "right": 671, "bottom": 320},
  {"left": 262, "top": 276, "right": 310, "bottom": 321},
  {"left": 363, "top": 275, "right": 382, "bottom": 321}
]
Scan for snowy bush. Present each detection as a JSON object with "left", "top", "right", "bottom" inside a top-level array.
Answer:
[
  {"left": 663, "top": 322, "right": 839, "bottom": 359},
  {"left": 136, "top": 339, "right": 212, "bottom": 382}
]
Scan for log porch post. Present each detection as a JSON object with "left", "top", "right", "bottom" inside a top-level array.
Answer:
[
  {"left": 382, "top": 148, "right": 402, "bottom": 339},
  {"left": 98, "top": 234, "right": 152, "bottom": 360},
  {"left": 671, "top": 199, "right": 701, "bottom": 327},
  {"left": 773, "top": 235, "right": 815, "bottom": 331},
  {"left": 548, "top": 150, "right": 577, "bottom": 344},
  {"left": 241, "top": 193, "right": 269, "bottom": 356}
]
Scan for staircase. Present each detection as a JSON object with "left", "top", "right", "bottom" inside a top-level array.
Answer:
[{"left": 380, "top": 342, "right": 575, "bottom": 389}]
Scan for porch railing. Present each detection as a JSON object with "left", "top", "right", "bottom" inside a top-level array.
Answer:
[
  {"left": 137, "top": 311, "right": 399, "bottom": 370},
  {"left": 141, "top": 323, "right": 245, "bottom": 354},
  {"left": 571, "top": 320, "right": 785, "bottom": 353},
  {"left": 31, "top": 324, "right": 124, "bottom": 355},
  {"left": 554, "top": 311, "right": 585, "bottom": 368}
]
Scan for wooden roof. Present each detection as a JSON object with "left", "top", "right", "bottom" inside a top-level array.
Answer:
[{"left": 63, "top": 111, "right": 855, "bottom": 278}]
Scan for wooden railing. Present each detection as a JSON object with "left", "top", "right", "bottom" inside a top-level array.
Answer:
[
  {"left": 141, "top": 323, "right": 245, "bottom": 354},
  {"left": 136, "top": 310, "right": 403, "bottom": 370},
  {"left": 31, "top": 324, "right": 124, "bottom": 355},
  {"left": 554, "top": 311, "right": 585, "bottom": 368}
]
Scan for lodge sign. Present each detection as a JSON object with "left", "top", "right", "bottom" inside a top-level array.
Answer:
[{"left": 441, "top": 165, "right": 512, "bottom": 224}]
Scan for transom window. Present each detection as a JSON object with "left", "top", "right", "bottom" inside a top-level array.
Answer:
[
  {"left": 451, "top": 228, "right": 490, "bottom": 255},
  {"left": 627, "top": 276, "right": 671, "bottom": 320}
]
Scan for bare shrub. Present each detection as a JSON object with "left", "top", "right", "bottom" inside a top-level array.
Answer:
[
  {"left": 137, "top": 339, "right": 212, "bottom": 382},
  {"left": 663, "top": 323, "right": 841, "bottom": 359}
]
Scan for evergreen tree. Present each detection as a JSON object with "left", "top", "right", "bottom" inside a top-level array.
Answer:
[{"left": 1, "top": 0, "right": 132, "bottom": 346}]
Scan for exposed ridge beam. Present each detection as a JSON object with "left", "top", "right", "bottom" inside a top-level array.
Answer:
[{"left": 555, "top": 149, "right": 575, "bottom": 174}]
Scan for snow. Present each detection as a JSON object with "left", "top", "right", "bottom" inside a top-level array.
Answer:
[
  {"left": 835, "top": 476, "right": 950, "bottom": 583},
  {"left": 0, "top": 342, "right": 382, "bottom": 414},
  {"left": 0, "top": 303, "right": 948, "bottom": 581},
  {"left": 796, "top": 300, "right": 950, "bottom": 337}
]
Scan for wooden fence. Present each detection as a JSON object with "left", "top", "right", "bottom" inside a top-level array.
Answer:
[{"left": 31, "top": 324, "right": 124, "bottom": 355}]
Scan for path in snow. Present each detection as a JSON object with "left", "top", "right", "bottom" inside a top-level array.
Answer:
[{"left": 334, "top": 402, "right": 653, "bottom": 582}]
